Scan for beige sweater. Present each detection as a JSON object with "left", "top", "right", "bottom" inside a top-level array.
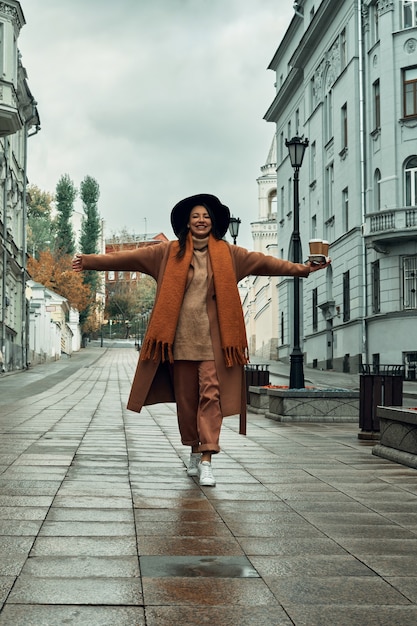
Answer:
[{"left": 173, "top": 236, "right": 214, "bottom": 361}]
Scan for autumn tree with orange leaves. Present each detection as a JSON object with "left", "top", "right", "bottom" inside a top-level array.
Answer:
[{"left": 28, "top": 250, "right": 91, "bottom": 314}]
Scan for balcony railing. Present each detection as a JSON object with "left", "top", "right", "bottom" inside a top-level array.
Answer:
[{"left": 365, "top": 206, "right": 417, "bottom": 245}]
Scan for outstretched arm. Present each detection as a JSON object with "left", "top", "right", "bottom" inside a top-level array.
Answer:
[
  {"left": 71, "top": 243, "right": 168, "bottom": 279},
  {"left": 230, "top": 245, "right": 331, "bottom": 281}
]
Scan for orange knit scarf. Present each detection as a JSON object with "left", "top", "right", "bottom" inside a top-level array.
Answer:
[{"left": 141, "top": 232, "right": 248, "bottom": 367}]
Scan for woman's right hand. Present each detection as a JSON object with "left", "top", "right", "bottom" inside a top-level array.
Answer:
[{"left": 72, "top": 254, "right": 83, "bottom": 272}]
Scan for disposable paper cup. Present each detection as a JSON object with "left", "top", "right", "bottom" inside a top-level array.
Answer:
[
  {"left": 322, "top": 240, "right": 329, "bottom": 256},
  {"left": 309, "top": 239, "right": 322, "bottom": 255}
]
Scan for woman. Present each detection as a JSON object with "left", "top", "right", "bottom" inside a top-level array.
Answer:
[{"left": 72, "top": 193, "right": 328, "bottom": 487}]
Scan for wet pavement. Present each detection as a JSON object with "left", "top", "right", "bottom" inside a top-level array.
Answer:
[{"left": 0, "top": 344, "right": 417, "bottom": 625}]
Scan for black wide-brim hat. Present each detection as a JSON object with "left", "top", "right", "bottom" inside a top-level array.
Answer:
[{"left": 170, "top": 193, "right": 230, "bottom": 238}]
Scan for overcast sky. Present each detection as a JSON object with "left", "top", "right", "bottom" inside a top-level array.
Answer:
[{"left": 19, "top": 0, "right": 294, "bottom": 249}]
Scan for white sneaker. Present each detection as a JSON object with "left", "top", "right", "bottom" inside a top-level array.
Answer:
[
  {"left": 198, "top": 461, "right": 216, "bottom": 487},
  {"left": 187, "top": 453, "right": 201, "bottom": 477}
]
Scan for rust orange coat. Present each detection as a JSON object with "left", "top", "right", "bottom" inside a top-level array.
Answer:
[{"left": 80, "top": 242, "right": 310, "bottom": 432}]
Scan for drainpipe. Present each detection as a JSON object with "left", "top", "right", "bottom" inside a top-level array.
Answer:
[
  {"left": 21, "top": 103, "right": 40, "bottom": 368},
  {"left": 1, "top": 138, "right": 8, "bottom": 367},
  {"left": 358, "top": 0, "right": 368, "bottom": 367}
]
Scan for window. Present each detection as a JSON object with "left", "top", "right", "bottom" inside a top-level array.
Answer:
[
  {"left": 280, "top": 131, "right": 284, "bottom": 162},
  {"left": 311, "top": 214, "right": 317, "bottom": 238},
  {"left": 310, "top": 140, "right": 317, "bottom": 183},
  {"left": 280, "top": 186, "right": 285, "bottom": 221},
  {"left": 343, "top": 271, "right": 350, "bottom": 322},
  {"left": 108, "top": 271, "right": 115, "bottom": 281},
  {"left": 287, "top": 120, "right": 292, "bottom": 141},
  {"left": 403, "top": 256, "right": 417, "bottom": 309},
  {"left": 373, "top": 2, "right": 379, "bottom": 41},
  {"left": 341, "top": 103, "right": 348, "bottom": 150},
  {"left": 405, "top": 156, "right": 417, "bottom": 206},
  {"left": 325, "top": 163, "right": 334, "bottom": 220},
  {"left": 403, "top": 67, "right": 417, "bottom": 118},
  {"left": 340, "top": 28, "right": 347, "bottom": 70},
  {"left": 270, "top": 191, "right": 277, "bottom": 218},
  {"left": 325, "top": 90, "right": 333, "bottom": 143},
  {"left": 312, "top": 288, "right": 318, "bottom": 331},
  {"left": 402, "top": 0, "right": 417, "bottom": 28},
  {"left": 371, "top": 260, "right": 380, "bottom": 313},
  {"left": 118, "top": 271, "right": 124, "bottom": 280},
  {"left": 130, "top": 272, "right": 137, "bottom": 280},
  {"left": 295, "top": 108, "right": 300, "bottom": 135},
  {"left": 288, "top": 178, "right": 292, "bottom": 214},
  {"left": 342, "top": 187, "right": 349, "bottom": 231},
  {"left": 373, "top": 80, "right": 380, "bottom": 130},
  {"left": 374, "top": 169, "right": 381, "bottom": 211}
]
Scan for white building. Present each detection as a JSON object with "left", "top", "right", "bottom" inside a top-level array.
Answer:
[
  {"left": 263, "top": 0, "right": 417, "bottom": 376},
  {"left": 242, "top": 137, "right": 280, "bottom": 359},
  {"left": 27, "top": 280, "right": 81, "bottom": 364},
  {"left": 0, "top": 1, "right": 40, "bottom": 371}
]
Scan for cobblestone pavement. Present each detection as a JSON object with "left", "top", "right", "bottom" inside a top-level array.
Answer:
[{"left": 1, "top": 345, "right": 417, "bottom": 625}]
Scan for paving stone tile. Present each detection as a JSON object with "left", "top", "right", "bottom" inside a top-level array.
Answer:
[
  {"left": 31, "top": 536, "right": 138, "bottom": 557},
  {"left": 145, "top": 605, "right": 292, "bottom": 626},
  {"left": 137, "top": 536, "right": 244, "bottom": 556},
  {"left": 265, "top": 575, "right": 410, "bottom": 605},
  {"left": 46, "top": 507, "right": 134, "bottom": 522},
  {"left": 0, "top": 507, "right": 48, "bottom": 521},
  {"left": 21, "top": 556, "right": 139, "bottom": 578},
  {"left": 0, "top": 520, "right": 43, "bottom": 536},
  {"left": 8, "top": 575, "right": 143, "bottom": 605},
  {"left": 0, "top": 605, "right": 146, "bottom": 625},
  {"left": 52, "top": 495, "right": 132, "bottom": 509},
  {"left": 285, "top": 605, "right": 417, "bottom": 626},
  {"left": 39, "top": 521, "right": 135, "bottom": 537},
  {"left": 142, "top": 577, "right": 277, "bottom": 606},
  {"left": 251, "top": 555, "right": 375, "bottom": 577}
]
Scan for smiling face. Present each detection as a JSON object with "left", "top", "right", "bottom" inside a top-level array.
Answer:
[{"left": 187, "top": 205, "right": 212, "bottom": 239}]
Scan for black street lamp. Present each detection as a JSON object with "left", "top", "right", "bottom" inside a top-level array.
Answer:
[
  {"left": 285, "top": 135, "right": 309, "bottom": 389},
  {"left": 228, "top": 216, "right": 241, "bottom": 245}
]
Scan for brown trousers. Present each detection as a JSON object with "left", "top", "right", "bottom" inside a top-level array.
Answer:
[{"left": 173, "top": 360, "right": 222, "bottom": 454}]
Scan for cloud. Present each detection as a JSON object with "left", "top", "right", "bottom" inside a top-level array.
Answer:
[{"left": 19, "top": 0, "right": 294, "bottom": 247}]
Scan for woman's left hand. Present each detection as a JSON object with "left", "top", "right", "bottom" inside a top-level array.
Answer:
[{"left": 306, "top": 258, "right": 331, "bottom": 273}]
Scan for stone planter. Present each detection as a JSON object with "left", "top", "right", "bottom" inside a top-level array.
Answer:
[
  {"left": 372, "top": 406, "right": 417, "bottom": 469},
  {"left": 248, "top": 386, "right": 269, "bottom": 413},
  {"left": 249, "top": 387, "right": 359, "bottom": 423}
]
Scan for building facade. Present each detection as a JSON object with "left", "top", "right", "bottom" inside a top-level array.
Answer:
[
  {"left": 242, "top": 137, "right": 280, "bottom": 359},
  {"left": 264, "top": 0, "right": 417, "bottom": 376},
  {"left": 0, "top": 1, "right": 40, "bottom": 371}
]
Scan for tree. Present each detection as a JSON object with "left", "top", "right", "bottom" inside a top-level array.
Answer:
[
  {"left": 27, "top": 185, "right": 55, "bottom": 258},
  {"left": 27, "top": 250, "right": 91, "bottom": 313},
  {"left": 79, "top": 176, "right": 101, "bottom": 254},
  {"left": 55, "top": 174, "right": 77, "bottom": 256},
  {"left": 78, "top": 175, "right": 102, "bottom": 329}
]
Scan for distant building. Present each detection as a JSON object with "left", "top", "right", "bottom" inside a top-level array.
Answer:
[
  {"left": 0, "top": 2, "right": 40, "bottom": 371},
  {"left": 104, "top": 232, "right": 168, "bottom": 291},
  {"left": 26, "top": 280, "right": 81, "bottom": 364},
  {"left": 264, "top": 0, "right": 417, "bottom": 376},
  {"left": 241, "top": 137, "right": 280, "bottom": 359}
]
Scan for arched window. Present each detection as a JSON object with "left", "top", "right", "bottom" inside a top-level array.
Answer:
[
  {"left": 405, "top": 156, "right": 417, "bottom": 206},
  {"left": 268, "top": 190, "right": 277, "bottom": 218},
  {"left": 374, "top": 169, "right": 381, "bottom": 211}
]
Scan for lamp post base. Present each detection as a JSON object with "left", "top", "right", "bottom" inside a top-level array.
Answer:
[{"left": 289, "top": 349, "right": 305, "bottom": 389}]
